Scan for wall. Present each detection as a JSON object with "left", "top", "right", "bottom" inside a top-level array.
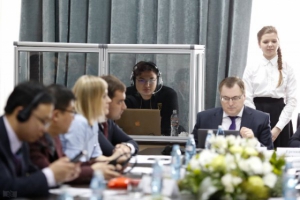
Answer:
[{"left": 0, "top": 1, "right": 21, "bottom": 115}]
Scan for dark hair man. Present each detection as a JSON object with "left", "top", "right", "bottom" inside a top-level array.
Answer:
[
  {"left": 100, "top": 75, "right": 139, "bottom": 156},
  {"left": 192, "top": 77, "right": 273, "bottom": 150},
  {"left": 125, "top": 61, "right": 178, "bottom": 135},
  {"left": 0, "top": 81, "right": 80, "bottom": 198}
]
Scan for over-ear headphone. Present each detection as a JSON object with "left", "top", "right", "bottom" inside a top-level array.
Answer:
[
  {"left": 17, "top": 92, "right": 46, "bottom": 122},
  {"left": 130, "top": 61, "right": 163, "bottom": 93}
]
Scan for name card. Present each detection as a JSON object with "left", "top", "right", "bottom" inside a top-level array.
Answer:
[
  {"left": 138, "top": 175, "right": 179, "bottom": 197},
  {"left": 277, "top": 148, "right": 300, "bottom": 157}
]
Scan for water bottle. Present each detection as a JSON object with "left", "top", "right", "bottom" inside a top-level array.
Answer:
[
  {"left": 59, "top": 185, "right": 73, "bottom": 200},
  {"left": 151, "top": 159, "right": 163, "bottom": 197},
  {"left": 170, "top": 110, "right": 179, "bottom": 136},
  {"left": 171, "top": 144, "right": 182, "bottom": 180},
  {"left": 90, "top": 170, "right": 105, "bottom": 200},
  {"left": 185, "top": 134, "right": 196, "bottom": 165},
  {"left": 216, "top": 125, "right": 225, "bottom": 136},
  {"left": 204, "top": 130, "right": 213, "bottom": 149},
  {"left": 283, "top": 162, "right": 297, "bottom": 200}
]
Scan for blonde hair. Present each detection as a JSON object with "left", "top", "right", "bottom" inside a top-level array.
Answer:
[
  {"left": 257, "top": 26, "right": 282, "bottom": 87},
  {"left": 73, "top": 75, "right": 107, "bottom": 125}
]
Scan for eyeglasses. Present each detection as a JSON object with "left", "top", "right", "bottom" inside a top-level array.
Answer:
[
  {"left": 136, "top": 79, "right": 157, "bottom": 85},
  {"left": 32, "top": 114, "right": 51, "bottom": 129},
  {"left": 60, "top": 109, "right": 77, "bottom": 115},
  {"left": 220, "top": 95, "right": 244, "bottom": 103}
]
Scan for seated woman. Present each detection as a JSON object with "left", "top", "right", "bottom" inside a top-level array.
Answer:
[
  {"left": 60, "top": 75, "right": 127, "bottom": 179},
  {"left": 125, "top": 61, "right": 178, "bottom": 135}
]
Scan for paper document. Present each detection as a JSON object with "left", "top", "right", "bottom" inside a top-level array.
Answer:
[{"left": 129, "top": 155, "right": 171, "bottom": 165}]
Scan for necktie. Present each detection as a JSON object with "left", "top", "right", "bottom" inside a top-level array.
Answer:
[
  {"left": 12, "top": 149, "right": 23, "bottom": 176},
  {"left": 102, "top": 122, "right": 108, "bottom": 138},
  {"left": 229, "top": 116, "right": 238, "bottom": 130}
]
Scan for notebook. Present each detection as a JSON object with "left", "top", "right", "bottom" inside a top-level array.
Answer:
[
  {"left": 115, "top": 109, "right": 161, "bottom": 136},
  {"left": 197, "top": 129, "right": 240, "bottom": 148}
]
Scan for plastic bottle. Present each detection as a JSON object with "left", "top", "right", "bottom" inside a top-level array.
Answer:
[
  {"left": 216, "top": 125, "right": 225, "bottom": 136},
  {"left": 170, "top": 110, "right": 179, "bottom": 136},
  {"left": 282, "top": 162, "right": 297, "bottom": 200},
  {"left": 184, "top": 134, "right": 196, "bottom": 165},
  {"left": 90, "top": 170, "right": 106, "bottom": 200},
  {"left": 204, "top": 130, "right": 213, "bottom": 149},
  {"left": 171, "top": 144, "right": 182, "bottom": 180},
  {"left": 151, "top": 159, "right": 163, "bottom": 197},
  {"left": 59, "top": 185, "right": 73, "bottom": 200}
]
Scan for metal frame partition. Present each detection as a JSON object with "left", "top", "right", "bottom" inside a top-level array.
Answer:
[{"left": 14, "top": 42, "right": 205, "bottom": 144}]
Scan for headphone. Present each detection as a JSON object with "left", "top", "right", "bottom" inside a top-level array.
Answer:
[
  {"left": 17, "top": 92, "right": 46, "bottom": 122},
  {"left": 130, "top": 61, "right": 163, "bottom": 94}
]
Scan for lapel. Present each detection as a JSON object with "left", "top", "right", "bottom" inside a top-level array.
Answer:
[
  {"left": 240, "top": 106, "right": 254, "bottom": 129},
  {"left": 212, "top": 108, "right": 223, "bottom": 128},
  {"left": 0, "top": 116, "right": 18, "bottom": 176}
]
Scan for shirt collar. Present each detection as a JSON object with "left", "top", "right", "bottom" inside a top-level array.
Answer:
[
  {"left": 223, "top": 106, "right": 244, "bottom": 118},
  {"left": 3, "top": 116, "right": 22, "bottom": 154},
  {"left": 262, "top": 55, "right": 278, "bottom": 67}
]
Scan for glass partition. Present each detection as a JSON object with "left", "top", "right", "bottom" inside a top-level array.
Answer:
[{"left": 14, "top": 42, "right": 205, "bottom": 142}]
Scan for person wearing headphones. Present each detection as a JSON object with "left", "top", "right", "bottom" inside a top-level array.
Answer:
[
  {"left": 125, "top": 61, "right": 179, "bottom": 136},
  {"left": 0, "top": 81, "right": 80, "bottom": 198}
]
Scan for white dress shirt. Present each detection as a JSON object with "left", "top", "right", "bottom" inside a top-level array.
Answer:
[
  {"left": 222, "top": 107, "right": 244, "bottom": 130},
  {"left": 3, "top": 116, "right": 56, "bottom": 187},
  {"left": 243, "top": 55, "right": 297, "bottom": 130}
]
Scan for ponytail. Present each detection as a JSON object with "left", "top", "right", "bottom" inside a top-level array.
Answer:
[{"left": 277, "top": 47, "right": 283, "bottom": 87}]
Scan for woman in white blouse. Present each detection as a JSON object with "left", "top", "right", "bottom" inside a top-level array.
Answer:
[{"left": 243, "top": 26, "right": 297, "bottom": 148}]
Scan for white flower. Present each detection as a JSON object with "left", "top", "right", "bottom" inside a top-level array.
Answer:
[
  {"left": 221, "top": 174, "right": 242, "bottom": 193},
  {"left": 225, "top": 154, "right": 236, "bottom": 170},
  {"left": 198, "top": 150, "right": 218, "bottom": 169},
  {"left": 263, "top": 173, "right": 277, "bottom": 188},
  {"left": 189, "top": 157, "right": 200, "bottom": 170},
  {"left": 262, "top": 161, "right": 272, "bottom": 174},
  {"left": 238, "top": 159, "right": 249, "bottom": 172},
  {"left": 199, "top": 177, "right": 218, "bottom": 199},
  {"left": 247, "top": 156, "right": 263, "bottom": 175}
]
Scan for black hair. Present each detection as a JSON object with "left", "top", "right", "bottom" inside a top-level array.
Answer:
[
  {"left": 4, "top": 81, "right": 54, "bottom": 114},
  {"left": 47, "top": 84, "right": 76, "bottom": 110},
  {"left": 132, "top": 61, "right": 159, "bottom": 77}
]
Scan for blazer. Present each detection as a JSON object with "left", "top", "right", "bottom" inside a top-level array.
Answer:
[
  {"left": 0, "top": 116, "right": 49, "bottom": 198},
  {"left": 289, "top": 127, "right": 300, "bottom": 147},
  {"left": 29, "top": 133, "right": 94, "bottom": 184},
  {"left": 98, "top": 119, "right": 139, "bottom": 156},
  {"left": 192, "top": 106, "right": 274, "bottom": 150}
]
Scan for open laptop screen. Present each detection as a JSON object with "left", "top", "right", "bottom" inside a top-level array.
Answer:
[
  {"left": 115, "top": 109, "right": 161, "bottom": 135},
  {"left": 197, "top": 129, "right": 240, "bottom": 148}
]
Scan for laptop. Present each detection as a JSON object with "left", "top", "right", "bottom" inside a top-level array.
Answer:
[
  {"left": 115, "top": 109, "right": 161, "bottom": 136},
  {"left": 197, "top": 129, "right": 240, "bottom": 148}
]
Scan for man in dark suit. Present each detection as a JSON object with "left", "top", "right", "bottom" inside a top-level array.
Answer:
[
  {"left": 29, "top": 84, "right": 121, "bottom": 181},
  {"left": 192, "top": 77, "right": 273, "bottom": 150},
  {"left": 289, "top": 127, "right": 300, "bottom": 147},
  {"left": 99, "top": 75, "right": 139, "bottom": 156},
  {"left": 0, "top": 81, "right": 80, "bottom": 198}
]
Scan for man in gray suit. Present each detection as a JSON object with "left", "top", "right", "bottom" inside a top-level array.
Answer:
[{"left": 192, "top": 77, "right": 273, "bottom": 149}]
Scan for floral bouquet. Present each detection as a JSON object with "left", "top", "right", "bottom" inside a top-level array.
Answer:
[{"left": 178, "top": 135, "right": 285, "bottom": 200}]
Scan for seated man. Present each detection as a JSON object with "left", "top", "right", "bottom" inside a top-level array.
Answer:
[
  {"left": 0, "top": 81, "right": 79, "bottom": 198},
  {"left": 192, "top": 77, "right": 273, "bottom": 150},
  {"left": 29, "top": 84, "right": 121, "bottom": 181},
  {"left": 99, "top": 75, "right": 139, "bottom": 156},
  {"left": 289, "top": 127, "right": 300, "bottom": 147},
  {"left": 125, "top": 61, "right": 178, "bottom": 135}
]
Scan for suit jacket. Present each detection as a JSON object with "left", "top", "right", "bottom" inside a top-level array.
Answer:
[
  {"left": 0, "top": 116, "right": 49, "bottom": 198},
  {"left": 289, "top": 127, "right": 300, "bottom": 147},
  {"left": 98, "top": 119, "right": 139, "bottom": 156},
  {"left": 29, "top": 133, "right": 93, "bottom": 184},
  {"left": 192, "top": 106, "right": 274, "bottom": 150}
]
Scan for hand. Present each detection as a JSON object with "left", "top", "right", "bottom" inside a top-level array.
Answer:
[
  {"left": 114, "top": 143, "right": 131, "bottom": 154},
  {"left": 91, "top": 162, "right": 121, "bottom": 180},
  {"left": 110, "top": 148, "right": 130, "bottom": 164},
  {"left": 240, "top": 127, "right": 254, "bottom": 139},
  {"left": 49, "top": 157, "right": 80, "bottom": 184},
  {"left": 271, "top": 127, "right": 281, "bottom": 142}
]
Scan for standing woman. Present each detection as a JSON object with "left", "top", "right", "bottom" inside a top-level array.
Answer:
[{"left": 243, "top": 26, "right": 297, "bottom": 148}]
